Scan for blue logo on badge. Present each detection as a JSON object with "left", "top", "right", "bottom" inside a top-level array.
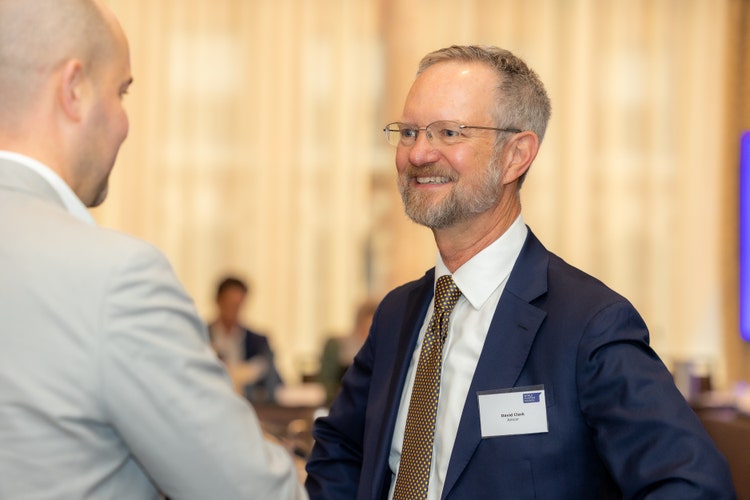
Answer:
[{"left": 523, "top": 392, "right": 541, "bottom": 403}]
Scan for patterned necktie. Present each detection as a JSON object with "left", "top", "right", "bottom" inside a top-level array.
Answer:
[{"left": 393, "top": 274, "right": 462, "bottom": 500}]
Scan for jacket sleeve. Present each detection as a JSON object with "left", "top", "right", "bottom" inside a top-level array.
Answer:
[
  {"left": 576, "top": 300, "right": 735, "bottom": 499},
  {"left": 98, "top": 242, "right": 307, "bottom": 500}
]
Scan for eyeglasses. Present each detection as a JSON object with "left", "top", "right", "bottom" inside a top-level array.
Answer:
[{"left": 383, "top": 120, "right": 521, "bottom": 147}]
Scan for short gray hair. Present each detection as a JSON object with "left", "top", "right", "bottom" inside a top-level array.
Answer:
[{"left": 417, "top": 45, "right": 551, "bottom": 143}]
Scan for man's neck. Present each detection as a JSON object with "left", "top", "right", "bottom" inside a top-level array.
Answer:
[{"left": 434, "top": 201, "right": 521, "bottom": 273}]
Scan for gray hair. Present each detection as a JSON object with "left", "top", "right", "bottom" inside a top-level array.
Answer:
[{"left": 417, "top": 45, "right": 551, "bottom": 143}]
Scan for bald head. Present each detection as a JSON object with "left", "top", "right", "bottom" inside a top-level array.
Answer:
[
  {"left": 0, "top": 0, "right": 120, "bottom": 124},
  {"left": 0, "top": 0, "right": 132, "bottom": 208}
]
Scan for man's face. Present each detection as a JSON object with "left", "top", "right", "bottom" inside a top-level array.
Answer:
[
  {"left": 396, "top": 61, "right": 508, "bottom": 230},
  {"left": 217, "top": 287, "right": 247, "bottom": 326},
  {"left": 76, "top": 27, "right": 132, "bottom": 208}
]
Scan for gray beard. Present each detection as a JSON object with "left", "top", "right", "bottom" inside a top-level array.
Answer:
[{"left": 398, "top": 159, "right": 502, "bottom": 229}]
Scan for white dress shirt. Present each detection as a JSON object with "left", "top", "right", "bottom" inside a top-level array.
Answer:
[
  {"left": 209, "top": 322, "right": 246, "bottom": 365},
  {"left": 388, "top": 215, "right": 528, "bottom": 500}
]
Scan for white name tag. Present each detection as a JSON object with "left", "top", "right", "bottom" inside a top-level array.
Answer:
[{"left": 477, "top": 385, "right": 548, "bottom": 438}]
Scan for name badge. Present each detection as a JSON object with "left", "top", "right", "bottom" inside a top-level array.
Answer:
[{"left": 477, "top": 384, "right": 548, "bottom": 438}]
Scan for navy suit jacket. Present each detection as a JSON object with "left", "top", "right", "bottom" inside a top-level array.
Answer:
[{"left": 305, "top": 229, "right": 735, "bottom": 499}]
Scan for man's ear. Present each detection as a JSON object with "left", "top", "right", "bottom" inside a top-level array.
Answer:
[
  {"left": 58, "top": 59, "right": 86, "bottom": 122},
  {"left": 501, "top": 131, "right": 540, "bottom": 185}
]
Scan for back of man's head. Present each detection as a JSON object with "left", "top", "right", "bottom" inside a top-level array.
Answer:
[
  {"left": 0, "top": 0, "right": 113, "bottom": 122},
  {"left": 0, "top": 0, "right": 131, "bottom": 207}
]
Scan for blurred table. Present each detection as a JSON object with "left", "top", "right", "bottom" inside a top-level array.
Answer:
[
  {"left": 253, "top": 401, "right": 321, "bottom": 484},
  {"left": 251, "top": 383, "right": 326, "bottom": 460},
  {"left": 694, "top": 407, "right": 750, "bottom": 499}
]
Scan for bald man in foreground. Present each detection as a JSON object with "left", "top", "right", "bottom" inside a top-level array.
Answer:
[{"left": 0, "top": 1, "right": 306, "bottom": 498}]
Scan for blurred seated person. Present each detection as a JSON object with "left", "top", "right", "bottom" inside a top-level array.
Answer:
[
  {"left": 208, "top": 276, "right": 283, "bottom": 403},
  {"left": 319, "top": 299, "right": 378, "bottom": 404}
]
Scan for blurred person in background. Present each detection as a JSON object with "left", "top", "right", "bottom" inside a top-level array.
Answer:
[
  {"left": 208, "top": 275, "right": 284, "bottom": 403},
  {"left": 318, "top": 299, "right": 378, "bottom": 405}
]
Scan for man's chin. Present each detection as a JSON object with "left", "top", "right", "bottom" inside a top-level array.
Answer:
[
  {"left": 88, "top": 185, "right": 109, "bottom": 208},
  {"left": 404, "top": 202, "right": 458, "bottom": 229}
]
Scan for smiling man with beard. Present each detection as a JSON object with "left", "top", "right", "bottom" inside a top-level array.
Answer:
[{"left": 305, "top": 45, "right": 735, "bottom": 499}]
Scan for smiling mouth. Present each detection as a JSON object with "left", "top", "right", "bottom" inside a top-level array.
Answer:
[{"left": 415, "top": 176, "right": 452, "bottom": 185}]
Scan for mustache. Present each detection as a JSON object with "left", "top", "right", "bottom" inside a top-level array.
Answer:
[{"left": 402, "top": 166, "right": 457, "bottom": 181}]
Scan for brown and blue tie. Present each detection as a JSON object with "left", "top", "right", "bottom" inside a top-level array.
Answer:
[{"left": 393, "top": 274, "right": 462, "bottom": 500}]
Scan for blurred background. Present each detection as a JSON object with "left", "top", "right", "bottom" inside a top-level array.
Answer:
[{"left": 95, "top": 0, "right": 750, "bottom": 390}]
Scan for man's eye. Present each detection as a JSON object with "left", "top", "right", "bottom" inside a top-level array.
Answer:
[
  {"left": 401, "top": 128, "right": 418, "bottom": 139},
  {"left": 440, "top": 128, "right": 461, "bottom": 138}
]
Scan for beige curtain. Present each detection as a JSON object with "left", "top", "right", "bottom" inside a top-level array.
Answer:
[{"left": 99, "top": 0, "right": 738, "bottom": 386}]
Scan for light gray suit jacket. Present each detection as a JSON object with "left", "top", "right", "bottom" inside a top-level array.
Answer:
[{"left": 0, "top": 157, "right": 305, "bottom": 499}]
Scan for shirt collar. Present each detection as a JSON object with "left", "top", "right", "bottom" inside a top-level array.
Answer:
[
  {"left": 435, "top": 215, "right": 528, "bottom": 310},
  {"left": 0, "top": 150, "right": 95, "bottom": 225}
]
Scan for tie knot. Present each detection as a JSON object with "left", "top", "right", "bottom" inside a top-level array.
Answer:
[{"left": 434, "top": 275, "right": 461, "bottom": 313}]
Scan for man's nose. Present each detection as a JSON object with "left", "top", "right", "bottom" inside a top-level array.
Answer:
[{"left": 407, "top": 130, "right": 440, "bottom": 166}]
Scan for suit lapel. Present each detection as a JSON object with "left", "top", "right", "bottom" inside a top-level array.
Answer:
[
  {"left": 369, "top": 270, "right": 435, "bottom": 500},
  {"left": 441, "top": 231, "right": 549, "bottom": 498}
]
